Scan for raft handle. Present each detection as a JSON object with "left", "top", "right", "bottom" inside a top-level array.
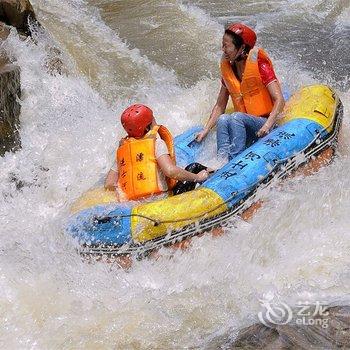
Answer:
[{"left": 187, "top": 139, "right": 198, "bottom": 148}]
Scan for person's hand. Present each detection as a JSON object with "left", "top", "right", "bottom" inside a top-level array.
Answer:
[
  {"left": 115, "top": 190, "right": 120, "bottom": 202},
  {"left": 196, "top": 170, "right": 209, "bottom": 183},
  {"left": 257, "top": 123, "right": 272, "bottom": 138},
  {"left": 195, "top": 129, "right": 208, "bottom": 142}
]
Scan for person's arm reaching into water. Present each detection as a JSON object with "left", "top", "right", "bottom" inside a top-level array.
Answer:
[
  {"left": 104, "top": 168, "right": 117, "bottom": 191},
  {"left": 195, "top": 84, "right": 229, "bottom": 142}
]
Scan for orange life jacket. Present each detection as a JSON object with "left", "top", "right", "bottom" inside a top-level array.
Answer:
[
  {"left": 116, "top": 125, "right": 176, "bottom": 200},
  {"left": 221, "top": 47, "right": 274, "bottom": 117}
]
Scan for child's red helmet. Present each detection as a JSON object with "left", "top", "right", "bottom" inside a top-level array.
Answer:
[
  {"left": 227, "top": 23, "right": 257, "bottom": 48},
  {"left": 120, "top": 104, "right": 153, "bottom": 138}
]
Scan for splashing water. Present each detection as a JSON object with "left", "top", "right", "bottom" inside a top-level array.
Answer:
[{"left": 0, "top": 0, "right": 349, "bottom": 348}]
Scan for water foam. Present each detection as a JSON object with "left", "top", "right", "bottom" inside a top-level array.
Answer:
[{"left": 0, "top": 0, "right": 349, "bottom": 348}]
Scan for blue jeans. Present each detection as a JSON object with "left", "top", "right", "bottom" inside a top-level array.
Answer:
[{"left": 217, "top": 112, "right": 267, "bottom": 161}]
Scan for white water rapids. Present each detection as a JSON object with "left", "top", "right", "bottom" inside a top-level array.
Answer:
[{"left": 0, "top": 0, "right": 349, "bottom": 348}]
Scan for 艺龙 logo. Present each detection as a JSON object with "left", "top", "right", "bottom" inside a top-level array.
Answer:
[
  {"left": 258, "top": 299, "right": 293, "bottom": 327},
  {"left": 258, "top": 300, "right": 329, "bottom": 328}
]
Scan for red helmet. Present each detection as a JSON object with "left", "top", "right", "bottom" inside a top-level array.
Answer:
[
  {"left": 227, "top": 23, "right": 257, "bottom": 48},
  {"left": 120, "top": 104, "right": 153, "bottom": 138}
]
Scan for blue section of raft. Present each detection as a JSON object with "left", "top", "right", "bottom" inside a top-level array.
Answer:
[
  {"left": 203, "top": 119, "right": 325, "bottom": 206},
  {"left": 69, "top": 204, "right": 132, "bottom": 245},
  {"left": 174, "top": 126, "right": 204, "bottom": 167}
]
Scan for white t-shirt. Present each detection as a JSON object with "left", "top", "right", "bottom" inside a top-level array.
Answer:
[{"left": 111, "top": 137, "right": 169, "bottom": 192}]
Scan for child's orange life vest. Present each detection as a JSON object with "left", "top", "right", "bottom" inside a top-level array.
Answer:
[
  {"left": 116, "top": 125, "right": 176, "bottom": 200},
  {"left": 221, "top": 47, "right": 274, "bottom": 117}
]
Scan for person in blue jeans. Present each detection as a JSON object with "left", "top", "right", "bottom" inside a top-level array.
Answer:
[
  {"left": 216, "top": 112, "right": 269, "bottom": 160},
  {"left": 196, "top": 23, "right": 285, "bottom": 161}
]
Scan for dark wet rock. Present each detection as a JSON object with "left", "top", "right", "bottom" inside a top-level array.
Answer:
[
  {"left": 0, "top": 2, "right": 28, "bottom": 157},
  {"left": 0, "top": 0, "right": 66, "bottom": 75},
  {"left": 0, "top": 23, "right": 10, "bottom": 65},
  {"left": 0, "top": 63, "right": 21, "bottom": 155},
  {"left": 229, "top": 324, "right": 281, "bottom": 349},
  {"left": 0, "top": 1, "right": 68, "bottom": 157},
  {"left": 0, "top": 0, "right": 37, "bottom": 36},
  {"left": 0, "top": 20, "right": 10, "bottom": 40},
  {"left": 224, "top": 306, "right": 350, "bottom": 349}
]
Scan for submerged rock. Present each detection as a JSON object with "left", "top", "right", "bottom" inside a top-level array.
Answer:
[
  {"left": 44, "top": 45, "right": 67, "bottom": 76},
  {"left": 227, "top": 306, "right": 350, "bottom": 349}
]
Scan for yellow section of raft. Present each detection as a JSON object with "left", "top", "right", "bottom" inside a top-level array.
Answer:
[
  {"left": 130, "top": 187, "right": 227, "bottom": 243},
  {"left": 279, "top": 85, "right": 337, "bottom": 131},
  {"left": 70, "top": 187, "right": 118, "bottom": 214},
  {"left": 70, "top": 186, "right": 227, "bottom": 242}
]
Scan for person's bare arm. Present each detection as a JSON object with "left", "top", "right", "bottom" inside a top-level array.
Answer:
[
  {"left": 157, "top": 154, "right": 208, "bottom": 182},
  {"left": 196, "top": 84, "right": 230, "bottom": 142},
  {"left": 104, "top": 169, "right": 118, "bottom": 191},
  {"left": 257, "top": 81, "right": 285, "bottom": 137}
]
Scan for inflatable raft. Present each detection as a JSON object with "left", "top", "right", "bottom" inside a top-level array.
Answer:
[{"left": 67, "top": 85, "right": 343, "bottom": 258}]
